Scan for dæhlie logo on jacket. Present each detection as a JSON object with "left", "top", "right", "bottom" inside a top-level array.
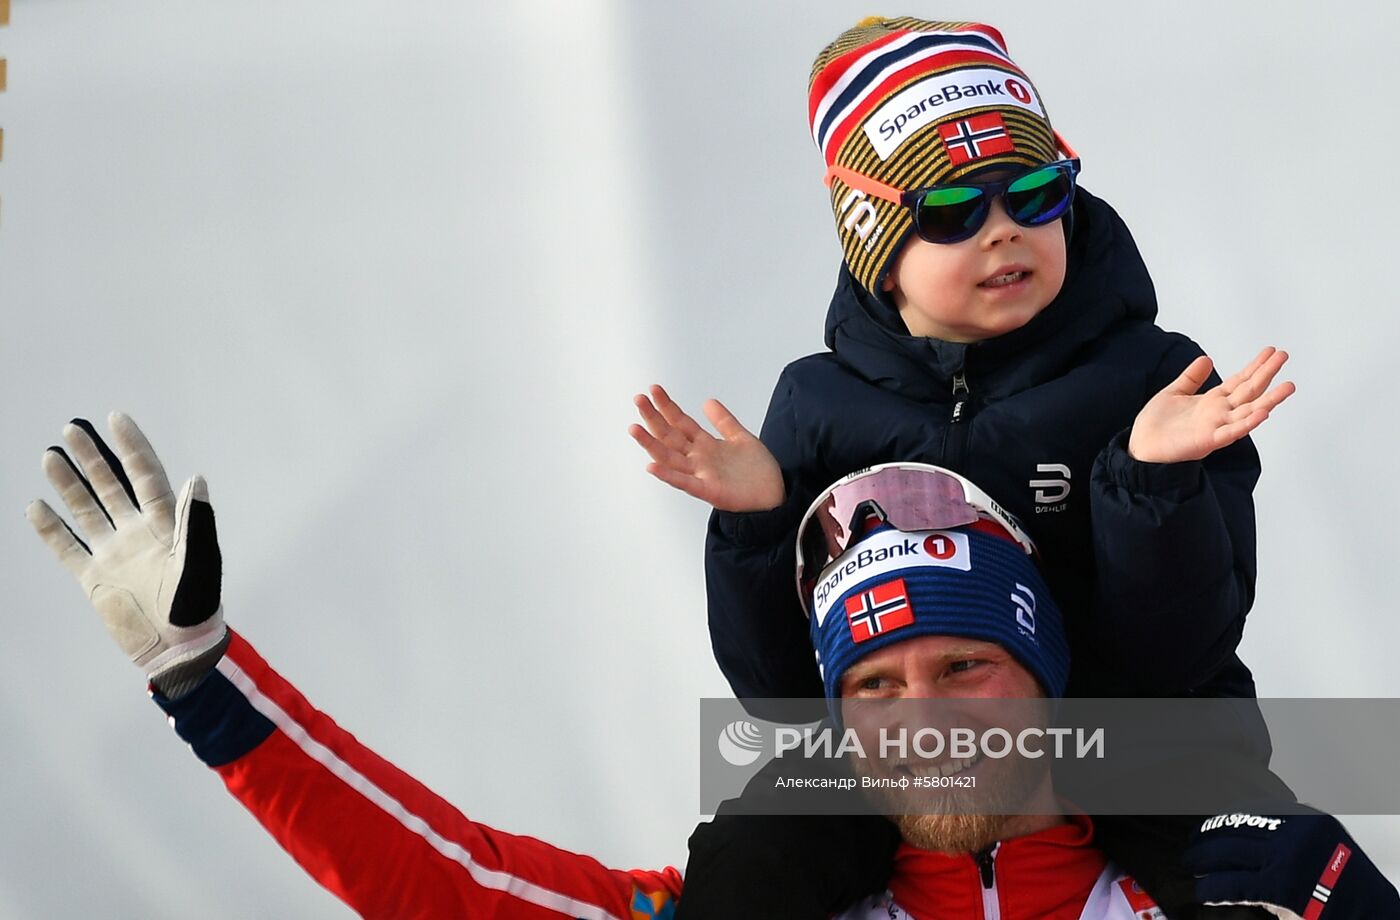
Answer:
[{"left": 1029, "top": 463, "right": 1070, "bottom": 513}]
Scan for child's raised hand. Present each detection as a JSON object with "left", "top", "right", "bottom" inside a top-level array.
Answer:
[
  {"left": 629, "top": 385, "right": 785, "bottom": 512},
  {"left": 1128, "top": 346, "right": 1296, "bottom": 464}
]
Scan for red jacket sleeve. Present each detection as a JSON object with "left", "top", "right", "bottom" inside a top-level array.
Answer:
[{"left": 153, "top": 629, "right": 683, "bottom": 920}]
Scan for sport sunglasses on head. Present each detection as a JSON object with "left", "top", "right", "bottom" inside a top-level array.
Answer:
[
  {"left": 824, "top": 135, "right": 1081, "bottom": 245},
  {"left": 795, "top": 462, "right": 1037, "bottom": 618}
]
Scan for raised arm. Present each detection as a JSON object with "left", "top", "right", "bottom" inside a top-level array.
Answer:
[
  {"left": 28, "top": 415, "right": 682, "bottom": 920},
  {"left": 157, "top": 629, "right": 682, "bottom": 919},
  {"left": 629, "top": 381, "right": 823, "bottom": 703},
  {"left": 1089, "top": 342, "right": 1293, "bottom": 693}
]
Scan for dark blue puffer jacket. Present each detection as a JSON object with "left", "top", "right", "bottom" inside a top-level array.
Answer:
[{"left": 705, "top": 188, "right": 1262, "bottom": 702}]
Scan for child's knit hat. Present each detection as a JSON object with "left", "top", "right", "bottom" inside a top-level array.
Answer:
[{"left": 809, "top": 17, "right": 1062, "bottom": 295}]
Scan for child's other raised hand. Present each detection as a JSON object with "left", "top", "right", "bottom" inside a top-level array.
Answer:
[
  {"left": 629, "top": 385, "right": 785, "bottom": 512},
  {"left": 1128, "top": 346, "right": 1296, "bottom": 463}
]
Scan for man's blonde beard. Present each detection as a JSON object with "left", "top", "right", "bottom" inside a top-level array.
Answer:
[
  {"left": 854, "top": 749, "right": 1052, "bottom": 854},
  {"left": 890, "top": 812, "right": 1008, "bottom": 855}
]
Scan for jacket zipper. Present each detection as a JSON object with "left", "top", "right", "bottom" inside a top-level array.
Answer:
[
  {"left": 951, "top": 372, "right": 969, "bottom": 421},
  {"left": 976, "top": 843, "right": 1001, "bottom": 920},
  {"left": 947, "top": 370, "right": 974, "bottom": 471}
]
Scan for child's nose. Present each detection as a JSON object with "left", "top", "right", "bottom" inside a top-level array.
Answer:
[{"left": 978, "top": 197, "right": 1023, "bottom": 247}]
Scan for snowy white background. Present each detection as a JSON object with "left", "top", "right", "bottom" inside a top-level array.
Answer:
[{"left": 1, "top": 1, "right": 1397, "bottom": 915}]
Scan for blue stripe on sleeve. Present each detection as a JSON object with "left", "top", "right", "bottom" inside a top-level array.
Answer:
[{"left": 152, "top": 669, "right": 276, "bottom": 767}]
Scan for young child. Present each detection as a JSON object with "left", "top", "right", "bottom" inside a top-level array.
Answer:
[{"left": 630, "top": 16, "right": 1295, "bottom": 917}]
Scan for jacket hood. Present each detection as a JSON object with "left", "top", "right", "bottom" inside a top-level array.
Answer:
[{"left": 822, "top": 187, "right": 1158, "bottom": 401}]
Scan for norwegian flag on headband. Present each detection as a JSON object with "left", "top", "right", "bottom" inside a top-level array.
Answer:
[
  {"left": 846, "top": 578, "right": 915, "bottom": 644},
  {"left": 937, "top": 112, "right": 1016, "bottom": 165}
]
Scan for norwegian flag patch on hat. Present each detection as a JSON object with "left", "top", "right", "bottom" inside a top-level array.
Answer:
[
  {"left": 938, "top": 112, "right": 1016, "bottom": 165},
  {"left": 845, "top": 577, "right": 915, "bottom": 643}
]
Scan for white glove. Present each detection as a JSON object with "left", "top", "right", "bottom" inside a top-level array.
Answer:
[{"left": 27, "top": 414, "right": 226, "bottom": 684}]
